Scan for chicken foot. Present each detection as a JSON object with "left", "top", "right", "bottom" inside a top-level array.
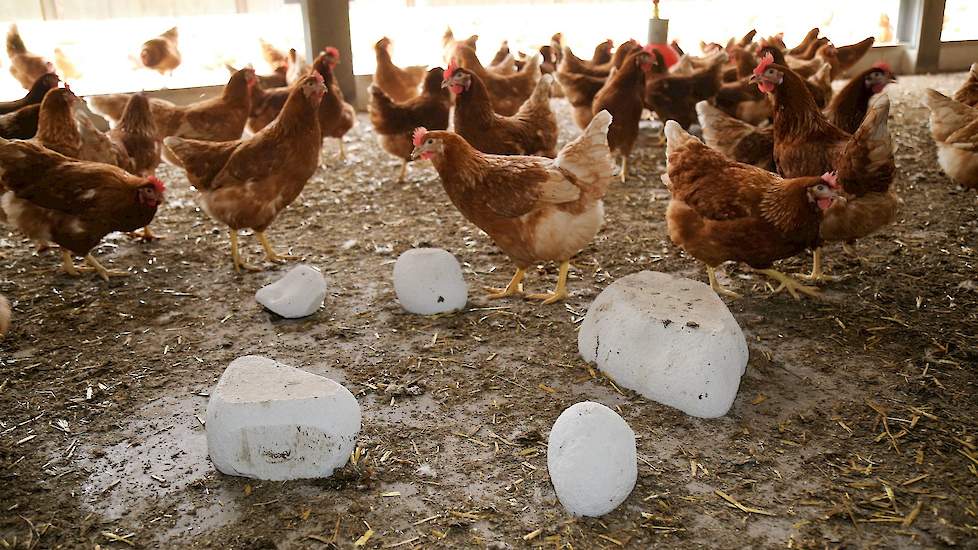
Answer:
[
  {"left": 61, "top": 251, "right": 128, "bottom": 281},
  {"left": 707, "top": 265, "right": 742, "bottom": 299},
  {"left": 485, "top": 268, "right": 526, "bottom": 299},
  {"left": 796, "top": 248, "right": 840, "bottom": 283},
  {"left": 229, "top": 231, "right": 261, "bottom": 273},
  {"left": 337, "top": 139, "right": 347, "bottom": 160},
  {"left": 756, "top": 268, "right": 820, "bottom": 300},
  {"left": 526, "top": 261, "right": 570, "bottom": 305},
  {"left": 61, "top": 250, "right": 83, "bottom": 277},
  {"left": 128, "top": 226, "right": 165, "bottom": 241},
  {"left": 257, "top": 231, "right": 298, "bottom": 263},
  {"left": 82, "top": 255, "right": 130, "bottom": 282}
]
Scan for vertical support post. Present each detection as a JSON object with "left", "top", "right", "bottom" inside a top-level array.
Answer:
[
  {"left": 301, "top": 0, "right": 356, "bottom": 103},
  {"left": 898, "top": 0, "right": 946, "bottom": 73},
  {"left": 39, "top": 0, "right": 59, "bottom": 20}
]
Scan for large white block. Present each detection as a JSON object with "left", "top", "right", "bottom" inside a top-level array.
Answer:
[
  {"left": 393, "top": 248, "right": 467, "bottom": 315},
  {"left": 578, "top": 271, "right": 748, "bottom": 418},
  {"left": 255, "top": 265, "right": 327, "bottom": 318},
  {"left": 205, "top": 356, "right": 361, "bottom": 480},
  {"left": 548, "top": 401, "right": 637, "bottom": 517}
]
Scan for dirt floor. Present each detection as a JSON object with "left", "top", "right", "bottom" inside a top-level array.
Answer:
[{"left": 1, "top": 71, "right": 977, "bottom": 550}]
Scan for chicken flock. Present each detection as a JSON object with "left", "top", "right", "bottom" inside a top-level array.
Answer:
[{"left": 1, "top": 22, "right": 977, "bottom": 339}]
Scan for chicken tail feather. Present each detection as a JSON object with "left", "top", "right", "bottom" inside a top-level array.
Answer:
[
  {"left": 555, "top": 109, "right": 614, "bottom": 186},
  {"left": 6, "top": 24, "right": 26, "bottom": 57},
  {"left": 696, "top": 100, "right": 754, "bottom": 149},
  {"left": 837, "top": 93, "right": 894, "bottom": 194}
]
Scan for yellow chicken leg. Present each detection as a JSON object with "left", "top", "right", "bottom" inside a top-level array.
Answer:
[
  {"left": 620, "top": 156, "right": 628, "bottom": 183},
  {"left": 756, "top": 268, "right": 820, "bottom": 300},
  {"left": 83, "top": 255, "right": 130, "bottom": 282},
  {"left": 398, "top": 160, "right": 408, "bottom": 183},
  {"left": 796, "top": 248, "right": 838, "bottom": 282},
  {"left": 257, "top": 231, "right": 297, "bottom": 263},
  {"left": 337, "top": 139, "right": 346, "bottom": 160},
  {"left": 707, "top": 265, "right": 741, "bottom": 299},
  {"left": 230, "top": 231, "right": 261, "bottom": 273},
  {"left": 485, "top": 268, "right": 525, "bottom": 299},
  {"left": 61, "top": 250, "right": 82, "bottom": 277},
  {"left": 526, "top": 261, "right": 570, "bottom": 305}
]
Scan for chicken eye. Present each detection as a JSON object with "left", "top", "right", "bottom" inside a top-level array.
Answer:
[{"left": 426, "top": 139, "right": 433, "bottom": 145}]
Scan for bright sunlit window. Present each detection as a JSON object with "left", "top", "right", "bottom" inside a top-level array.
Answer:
[
  {"left": 941, "top": 0, "right": 978, "bottom": 42},
  {"left": 349, "top": 0, "right": 900, "bottom": 75},
  {"left": 0, "top": 0, "right": 915, "bottom": 101},
  {"left": 0, "top": 0, "right": 303, "bottom": 100}
]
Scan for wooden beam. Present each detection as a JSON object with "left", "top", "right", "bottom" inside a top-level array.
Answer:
[{"left": 300, "top": 0, "right": 356, "bottom": 102}]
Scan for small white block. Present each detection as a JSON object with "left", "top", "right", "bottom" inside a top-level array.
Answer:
[
  {"left": 578, "top": 271, "right": 749, "bottom": 418},
  {"left": 205, "top": 356, "right": 361, "bottom": 480},
  {"left": 393, "top": 248, "right": 467, "bottom": 315},
  {"left": 548, "top": 401, "right": 637, "bottom": 517},
  {"left": 255, "top": 265, "right": 327, "bottom": 318}
]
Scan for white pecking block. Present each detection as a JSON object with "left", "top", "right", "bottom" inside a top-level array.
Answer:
[
  {"left": 255, "top": 265, "right": 327, "bottom": 318},
  {"left": 206, "top": 356, "right": 361, "bottom": 480},
  {"left": 578, "top": 271, "right": 748, "bottom": 418},
  {"left": 548, "top": 401, "right": 637, "bottom": 517},
  {"left": 393, "top": 248, "right": 467, "bottom": 315}
]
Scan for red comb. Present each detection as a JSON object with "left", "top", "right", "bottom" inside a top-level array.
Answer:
[
  {"left": 412, "top": 127, "right": 427, "bottom": 147},
  {"left": 753, "top": 52, "right": 774, "bottom": 77},
  {"left": 872, "top": 61, "right": 892, "bottom": 73},
  {"left": 820, "top": 172, "right": 839, "bottom": 189},
  {"left": 325, "top": 46, "right": 340, "bottom": 59},
  {"left": 445, "top": 58, "right": 458, "bottom": 79},
  {"left": 148, "top": 176, "right": 166, "bottom": 193}
]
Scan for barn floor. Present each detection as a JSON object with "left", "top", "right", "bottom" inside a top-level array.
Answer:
[{"left": 1, "top": 72, "right": 976, "bottom": 550}]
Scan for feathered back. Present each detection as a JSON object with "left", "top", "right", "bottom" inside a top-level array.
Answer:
[{"left": 923, "top": 89, "right": 976, "bottom": 142}]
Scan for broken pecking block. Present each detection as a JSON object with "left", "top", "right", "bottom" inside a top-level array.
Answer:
[
  {"left": 578, "top": 271, "right": 749, "bottom": 418},
  {"left": 255, "top": 265, "right": 328, "bottom": 318},
  {"left": 205, "top": 356, "right": 361, "bottom": 480}
]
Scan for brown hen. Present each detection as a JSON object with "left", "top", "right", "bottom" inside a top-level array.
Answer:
[
  {"left": 445, "top": 64, "right": 557, "bottom": 158},
  {"left": 163, "top": 75, "right": 325, "bottom": 272}
]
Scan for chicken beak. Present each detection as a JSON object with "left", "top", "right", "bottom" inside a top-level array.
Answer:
[
  {"left": 410, "top": 147, "right": 422, "bottom": 160},
  {"left": 440, "top": 79, "right": 450, "bottom": 89}
]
